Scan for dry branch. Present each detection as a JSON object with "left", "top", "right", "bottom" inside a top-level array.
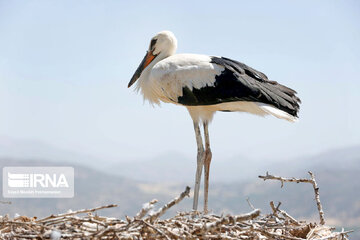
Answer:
[
  {"left": 253, "top": 227, "right": 305, "bottom": 240},
  {"left": 139, "top": 220, "right": 171, "bottom": 240},
  {"left": 308, "top": 171, "right": 325, "bottom": 225},
  {"left": 270, "top": 201, "right": 300, "bottom": 226},
  {"left": 259, "top": 171, "right": 326, "bottom": 225},
  {"left": 193, "top": 209, "right": 260, "bottom": 234},
  {"left": 134, "top": 199, "right": 158, "bottom": 219},
  {"left": 147, "top": 186, "right": 190, "bottom": 222},
  {"left": 259, "top": 171, "right": 313, "bottom": 187},
  {"left": 37, "top": 204, "right": 117, "bottom": 223},
  {"left": 0, "top": 181, "right": 351, "bottom": 240}
]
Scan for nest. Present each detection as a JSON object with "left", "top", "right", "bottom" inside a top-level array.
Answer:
[{"left": 0, "top": 172, "right": 353, "bottom": 239}]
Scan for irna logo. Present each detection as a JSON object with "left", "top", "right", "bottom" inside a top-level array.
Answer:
[
  {"left": 3, "top": 167, "right": 74, "bottom": 198},
  {"left": 8, "top": 173, "right": 69, "bottom": 188}
]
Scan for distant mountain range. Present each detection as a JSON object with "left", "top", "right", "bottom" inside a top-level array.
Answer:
[
  {"left": 0, "top": 158, "right": 162, "bottom": 217},
  {"left": 0, "top": 136, "right": 104, "bottom": 168},
  {"left": 105, "top": 145, "right": 360, "bottom": 183},
  {"left": 1, "top": 135, "right": 359, "bottom": 182},
  {"left": 0, "top": 139, "right": 359, "bottom": 238}
]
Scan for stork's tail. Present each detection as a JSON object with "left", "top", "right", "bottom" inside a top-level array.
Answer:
[
  {"left": 257, "top": 80, "right": 301, "bottom": 122},
  {"left": 257, "top": 103, "right": 298, "bottom": 122}
]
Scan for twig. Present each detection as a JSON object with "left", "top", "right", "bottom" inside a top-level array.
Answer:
[
  {"left": 246, "top": 197, "right": 256, "bottom": 210},
  {"left": 253, "top": 227, "right": 304, "bottom": 240},
  {"left": 94, "top": 225, "right": 117, "bottom": 238},
  {"left": 147, "top": 186, "right": 190, "bottom": 222},
  {"left": 37, "top": 204, "right": 117, "bottom": 223},
  {"left": 259, "top": 171, "right": 326, "bottom": 225},
  {"left": 308, "top": 171, "right": 325, "bottom": 225},
  {"left": 135, "top": 199, "right": 158, "bottom": 219},
  {"left": 269, "top": 201, "right": 301, "bottom": 225},
  {"left": 259, "top": 171, "right": 312, "bottom": 188},
  {"left": 193, "top": 209, "right": 261, "bottom": 234},
  {"left": 269, "top": 201, "right": 281, "bottom": 218},
  {"left": 140, "top": 219, "right": 171, "bottom": 240},
  {"left": 279, "top": 209, "right": 301, "bottom": 226},
  {"left": 311, "top": 229, "right": 353, "bottom": 240}
]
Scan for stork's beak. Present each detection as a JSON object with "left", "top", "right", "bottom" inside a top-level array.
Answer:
[{"left": 128, "top": 51, "right": 157, "bottom": 88}]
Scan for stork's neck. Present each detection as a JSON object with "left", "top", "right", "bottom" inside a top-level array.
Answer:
[
  {"left": 140, "top": 50, "right": 174, "bottom": 81},
  {"left": 153, "top": 47, "right": 176, "bottom": 66},
  {"left": 135, "top": 50, "right": 175, "bottom": 104}
]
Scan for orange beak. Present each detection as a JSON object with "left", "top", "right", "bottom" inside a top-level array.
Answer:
[{"left": 128, "top": 51, "right": 156, "bottom": 88}]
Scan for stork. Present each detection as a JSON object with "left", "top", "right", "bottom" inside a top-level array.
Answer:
[{"left": 128, "top": 31, "right": 301, "bottom": 213}]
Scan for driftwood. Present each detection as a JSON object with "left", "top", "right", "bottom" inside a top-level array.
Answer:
[{"left": 0, "top": 175, "right": 352, "bottom": 239}]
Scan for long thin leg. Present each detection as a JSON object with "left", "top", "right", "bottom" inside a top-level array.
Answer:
[
  {"left": 192, "top": 121, "right": 204, "bottom": 211},
  {"left": 203, "top": 121, "right": 212, "bottom": 213}
]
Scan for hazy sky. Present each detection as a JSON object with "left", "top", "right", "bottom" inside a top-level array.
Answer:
[{"left": 0, "top": 0, "right": 359, "bottom": 164}]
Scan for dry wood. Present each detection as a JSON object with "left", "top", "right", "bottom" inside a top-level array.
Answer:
[
  {"left": 0, "top": 174, "right": 352, "bottom": 240},
  {"left": 147, "top": 186, "right": 190, "bottom": 222},
  {"left": 134, "top": 199, "right": 158, "bottom": 220},
  {"left": 246, "top": 197, "right": 256, "bottom": 210},
  {"left": 139, "top": 219, "right": 171, "bottom": 240},
  {"left": 253, "top": 227, "right": 305, "bottom": 240},
  {"left": 259, "top": 171, "right": 313, "bottom": 187},
  {"left": 37, "top": 204, "right": 117, "bottom": 223},
  {"left": 270, "top": 201, "right": 301, "bottom": 226},
  {"left": 259, "top": 171, "right": 326, "bottom": 225},
  {"left": 308, "top": 171, "right": 325, "bottom": 225},
  {"left": 193, "top": 209, "right": 260, "bottom": 234}
]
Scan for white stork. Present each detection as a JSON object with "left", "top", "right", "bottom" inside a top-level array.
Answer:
[{"left": 128, "top": 31, "right": 301, "bottom": 213}]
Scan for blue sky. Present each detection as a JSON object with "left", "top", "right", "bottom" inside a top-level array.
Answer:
[{"left": 0, "top": 0, "right": 359, "bottom": 163}]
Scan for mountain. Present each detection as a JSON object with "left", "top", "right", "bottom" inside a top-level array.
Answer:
[
  {"left": 106, "top": 145, "right": 360, "bottom": 183},
  {"left": 0, "top": 145, "right": 359, "bottom": 237},
  {"left": 0, "top": 136, "right": 104, "bottom": 168},
  {"left": 106, "top": 152, "right": 275, "bottom": 183},
  {"left": 2, "top": 135, "right": 359, "bottom": 183},
  {"left": 0, "top": 158, "right": 172, "bottom": 218}
]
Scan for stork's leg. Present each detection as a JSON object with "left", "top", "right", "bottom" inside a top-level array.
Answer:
[
  {"left": 192, "top": 121, "right": 204, "bottom": 211},
  {"left": 203, "top": 121, "right": 212, "bottom": 213}
]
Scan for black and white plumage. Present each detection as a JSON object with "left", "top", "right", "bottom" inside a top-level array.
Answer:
[
  {"left": 179, "top": 57, "right": 300, "bottom": 117},
  {"left": 128, "top": 31, "right": 301, "bottom": 213}
]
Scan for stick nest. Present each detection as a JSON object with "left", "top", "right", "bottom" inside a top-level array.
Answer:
[{"left": 0, "top": 173, "right": 353, "bottom": 239}]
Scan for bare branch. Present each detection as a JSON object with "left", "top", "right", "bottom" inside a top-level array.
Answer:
[
  {"left": 37, "top": 204, "right": 117, "bottom": 223},
  {"left": 269, "top": 201, "right": 281, "bottom": 218},
  {"left": 259, "top": 171, "right": 312, "bottom": 187},
  {"left": 279, "top": 209, "right": 301, "bottom": 226},
  {"left": 134, "top": 199, "right": 158, "bottom": 219},
  {"left": 308, "top": 171, "right": 325, "bottom": 225},
  {"left": 253, "top": 227, "right": 304, "bottom": 240},
  {"left": 246, "top": 197, "right": 256, "bottom": 210},
  {"left": 139, "top": 219, "right": 171, "bottom": 240},
  {"left": 147, "top": 186, "right": 190, "bottom": 222},
  {"left": 193, "top": 209, "right": 261, "bottom": 234},
  {"left": 259, "top": 171, "right": 326, "bottom": 225}
]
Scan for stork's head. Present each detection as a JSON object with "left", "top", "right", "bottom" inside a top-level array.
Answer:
[{"left": 128, "top": 30, "right": 177, "bottom": 88}]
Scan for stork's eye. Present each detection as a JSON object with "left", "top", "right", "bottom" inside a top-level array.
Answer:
[{"left": 150, "top": 38, "right": 157, "bottom": 51}]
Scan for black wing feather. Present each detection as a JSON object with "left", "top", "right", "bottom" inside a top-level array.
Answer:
[{"left": 177, "top": 56, "right": 301, "bottom": 117}]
